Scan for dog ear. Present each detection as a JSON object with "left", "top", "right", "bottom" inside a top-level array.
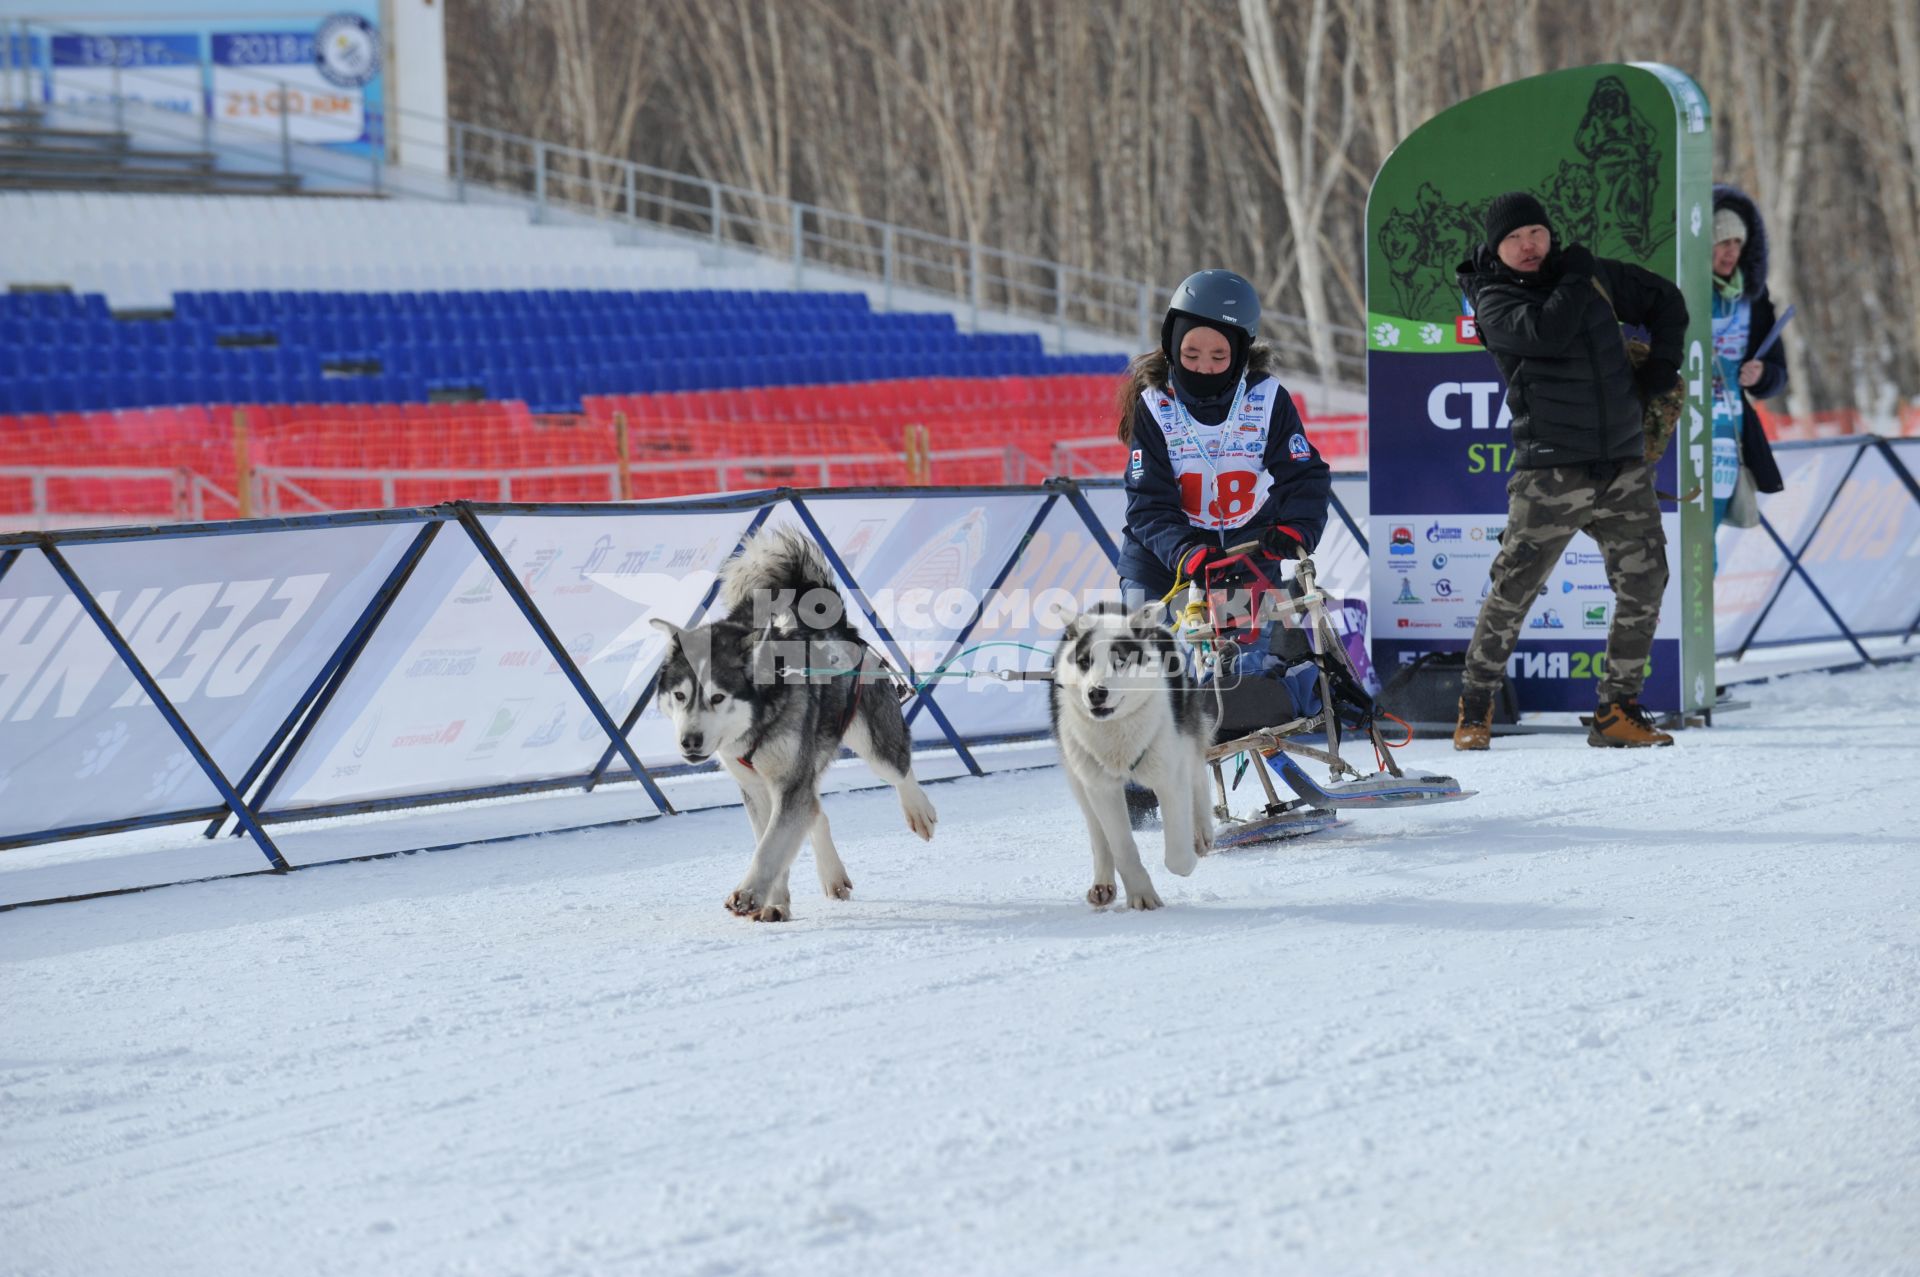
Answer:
[
  {"left": 648, "top": 617, "right": 683, "bottom": 642},
  {"left": 1127, "top": 602, "right": 1167, "bottom": 634}
]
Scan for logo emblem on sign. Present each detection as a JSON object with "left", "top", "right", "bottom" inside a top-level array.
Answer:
[
  {"left": 1287, "top": 433, "right": 1310, "bottom": 462},
  {"left": 315, "top": 12, "right": 380, "bottom": 87}
]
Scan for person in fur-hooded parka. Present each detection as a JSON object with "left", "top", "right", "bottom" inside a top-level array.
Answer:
[
  {"left": 1113, "top": 274, "right": 1332, "bottom": 601},
  {"left": 1711, "top": 183, "right": 1788, "bottom": 497}
]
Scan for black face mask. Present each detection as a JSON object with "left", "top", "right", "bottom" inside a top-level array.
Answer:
[
  {"left": 1170, "top": 361, "right": 1240, "bottom": 405},
  {"left": 1166, "top": 316, "right": 1247, "bottom": 409}
]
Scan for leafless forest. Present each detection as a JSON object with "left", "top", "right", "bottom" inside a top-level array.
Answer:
[{"left": 450, "top": 0, "right": 1920, "bottom": 418}]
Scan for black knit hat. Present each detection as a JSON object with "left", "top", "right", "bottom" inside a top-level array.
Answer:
[{"left": 1483, "top": 191, "right": 1552, "bottom": 250}]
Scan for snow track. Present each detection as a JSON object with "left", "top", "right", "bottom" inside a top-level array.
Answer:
[{"left": 4, "top": 662, "right": 1918, "bottom": 1275}]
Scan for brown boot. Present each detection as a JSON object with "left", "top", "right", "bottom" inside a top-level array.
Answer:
[
  {"left": 1453, "top": 688, "right": 1494, "bottom": 750},
  {"left": 1589, "top": 698, "right": 1675, "bottom": 747}
]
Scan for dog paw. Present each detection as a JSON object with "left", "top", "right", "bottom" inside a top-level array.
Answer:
[
  {"left": 823, "top": 877, "right": 852, "bottom": 900},
  {"left": 902, "top": 800, "right": 937, "bottom": 841},
  {"left": 725, "top": 888, "right": 760, "bottom": 917},
  {"left": 752, "top": 904, "right": 789, "bottom": 922},
  {"left": 1125, "top": 884, "right": 1165, "bottom": 911},
  {"left": 1164, "top": 844, "right": 1198, "bottom": 877},
  {"left": 1086, "top": 883, "right": 1116, "bottom": 907}
]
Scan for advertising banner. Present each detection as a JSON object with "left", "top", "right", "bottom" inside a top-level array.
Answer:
[
  {"left": 210, "top": 29, "right": 367, "bottom": 146},
  {"left": 1742, "top": 446, "right": 1920, "bottom": 647},
  {"left": 31, "top": 4, "right": 384, "bottom": 154},
  {"left": 268, "top": 508, "right": 762, "bottom": 807},
  {"left": 0, "top": 522, "right": 419, "bottom": 839},
  {"left": 1711, "top": 445, "right": 1858, "bottom": 652},
  {"left": 1365, "top": 63, "right": 1715, "bottom": 713},
  {"left": 48, "top": 32, "right": 202, "bottom": 116}
]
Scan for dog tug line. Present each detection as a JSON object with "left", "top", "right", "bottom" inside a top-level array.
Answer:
[{"left": 818, "top": 544, "right": 1476, "bottom": 851}]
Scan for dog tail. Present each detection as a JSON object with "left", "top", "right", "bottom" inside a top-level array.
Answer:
[{"left": 720, "top": 526, "right": 844, "bottom": 627}]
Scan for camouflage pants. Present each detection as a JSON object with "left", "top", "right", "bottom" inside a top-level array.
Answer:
[{"left": 1463, "top": 461, "right": 1669, "bottom": 704}]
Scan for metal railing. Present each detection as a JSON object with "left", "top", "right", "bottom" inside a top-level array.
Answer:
[
  {"left": 248, "top": 447, "right": 1035, "bottom": 516},
  {"left": 0, "top": 464, "right": 235, "bottom": 525}
]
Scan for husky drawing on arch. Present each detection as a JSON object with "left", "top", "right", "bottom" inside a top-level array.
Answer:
[
  {"left": 1049, "top": 604, "right": 1218, "bottom": 910},
  {"left": 650, "top": 527, "right": 938, "bottom": 921}
]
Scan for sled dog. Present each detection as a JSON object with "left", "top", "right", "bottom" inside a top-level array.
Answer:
[
  {"left": 1049, "top": 604, "right": 1218, "bottom": 910},
  {"left": 651, "top": 527, "right": 937, "bottom": 921}
]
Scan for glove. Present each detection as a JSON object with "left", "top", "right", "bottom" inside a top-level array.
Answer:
[
  {"left": 1634, "top": 356, "right": 1680, "bottom": 405},
  {"left": 1259, "top": 524, "right": 1307, "bottom": 560},
  {"left": 1556, "top": 245, "right": 1594, "bottom": 279},
  {"left": 1177, "top": 543, "right": 1219, "bottom": 582}
]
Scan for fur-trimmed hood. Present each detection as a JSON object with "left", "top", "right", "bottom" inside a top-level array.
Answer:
[
  {"left": 1713, "top": 183, "right": 1770, "bottom": 299},
  {"left": 1114, "top": 342, "right": 1277, "bottom": 444}
]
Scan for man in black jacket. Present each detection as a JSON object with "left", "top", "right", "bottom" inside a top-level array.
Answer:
[{"left": 1452, "top": 191, "right": 1688, "bottom": 749}]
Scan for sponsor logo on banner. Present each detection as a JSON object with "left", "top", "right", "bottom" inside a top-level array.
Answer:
[
  {"left": 521, "top": 706, "right": 569, "bottom": 748},
  {"left": 498, "top": 650, "right": 535, "bottom": 668},
  {"left": 1432, "top": 578, "right": 1454, "bottom": 598},
  {"left": 1529, "top": 608, "right": 1565, "bottom": 630},
  {"left": 575, "top": 536, "right": 614, "bottom": 580},
  {"left": 1389, "top": 526, "right": 1415, "bottom": 556},
  {"left": 519, "top": 546, "right": 562, "bottom": 588},
  {"left": 1453, "top": 615, "right": 1479, "bottom": 629},
  {"left": 1455, "top": 315, "right": 1481, "bottom": 345},
  {"left": 1583, "top": 604, "right": 1610, "bottom": 629},
  {"left": 468, "top": 699, "right": 531, "bottom": 760},
  {"left": 72, "top": 721, "right": 131, "bottom": 779},
  {"left": 1426, "top": 522, "right": 1462, "bottom": 543},
  {"left": 314, "top": 12, "right": 380, "bottom": 88},
  {"left": 455, "top": 576, "right": 494, "bottom": 606},
  {"left": 1396, "top": 617, "right": 1442, "bottom": 630},
  {"left": 841, "top": 518, "right": 891, "bottom": 572},
  {"left": 405, "top": 647, "right": 480, "bottom": 678},
  {"left": 351, "top": 714, "right": 380, "bottom": 759},
  {"left": 1395, "top": 578, "right": 1422, "bottom": 605},
  {"left": 393, "top": 721, "right": 465, "bottom": 748},
  {"left": 1431, "top": 553, "right": 1449, "bottom": 570},
  {"left": 1469, "top": 525, "right": 1504, "bottom": 541},
  {"left": 1564, "top": 551, "right": 1605, "bottom": 566}
]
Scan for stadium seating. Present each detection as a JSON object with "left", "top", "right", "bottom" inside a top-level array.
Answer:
[{"left": 0, "top": 287, "right": 1126, "bottom": 416}]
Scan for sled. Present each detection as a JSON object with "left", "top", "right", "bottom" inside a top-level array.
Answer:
[{"left": 1184, "top": 547, "right": 1474, "bottom": 848}]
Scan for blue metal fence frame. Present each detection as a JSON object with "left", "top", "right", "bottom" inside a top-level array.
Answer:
[
  {"left": 6, "top": 449, "right": 1910, "bottom": 892},
  {"left": 228, "top": 517, "right": 447, "bottom": 833},
  {"left": 39, "top": 542, "right": 291, "bottom": 870},
  {"left": 1723, "top": 437, "right": 1920, "bottom": 661}
]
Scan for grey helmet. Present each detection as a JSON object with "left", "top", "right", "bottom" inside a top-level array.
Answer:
[{"left": 1160, "top": 268, "right": 1261, "bottom": 359}]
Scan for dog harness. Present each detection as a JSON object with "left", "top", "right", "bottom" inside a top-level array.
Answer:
[{"left": 735, "top": 677, "right": 864, "bottom": 772}]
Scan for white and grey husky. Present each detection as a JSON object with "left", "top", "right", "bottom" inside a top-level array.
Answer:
[
  {"left": 1049, "top": 604, "right": 1219, "bottom": 910},
  {"left": 651, "top": 527, "right": 937, "bottom": 922}
]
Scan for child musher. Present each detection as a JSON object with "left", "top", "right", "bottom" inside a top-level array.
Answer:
[{"left": 1112, "top": 269, "right": 1336, "bottom": 821}]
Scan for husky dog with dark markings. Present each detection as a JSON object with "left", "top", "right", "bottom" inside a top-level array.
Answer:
[
  {"left": 650, "top": 527, "right": 937, "bottom": 922},
  {"left": 1048, "top": 604, "right": 1219, "bottom": 910}
]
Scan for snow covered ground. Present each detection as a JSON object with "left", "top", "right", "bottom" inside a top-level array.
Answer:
[{"left": 4, "top": 660, "right": 1918, "bottom": 1276}]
